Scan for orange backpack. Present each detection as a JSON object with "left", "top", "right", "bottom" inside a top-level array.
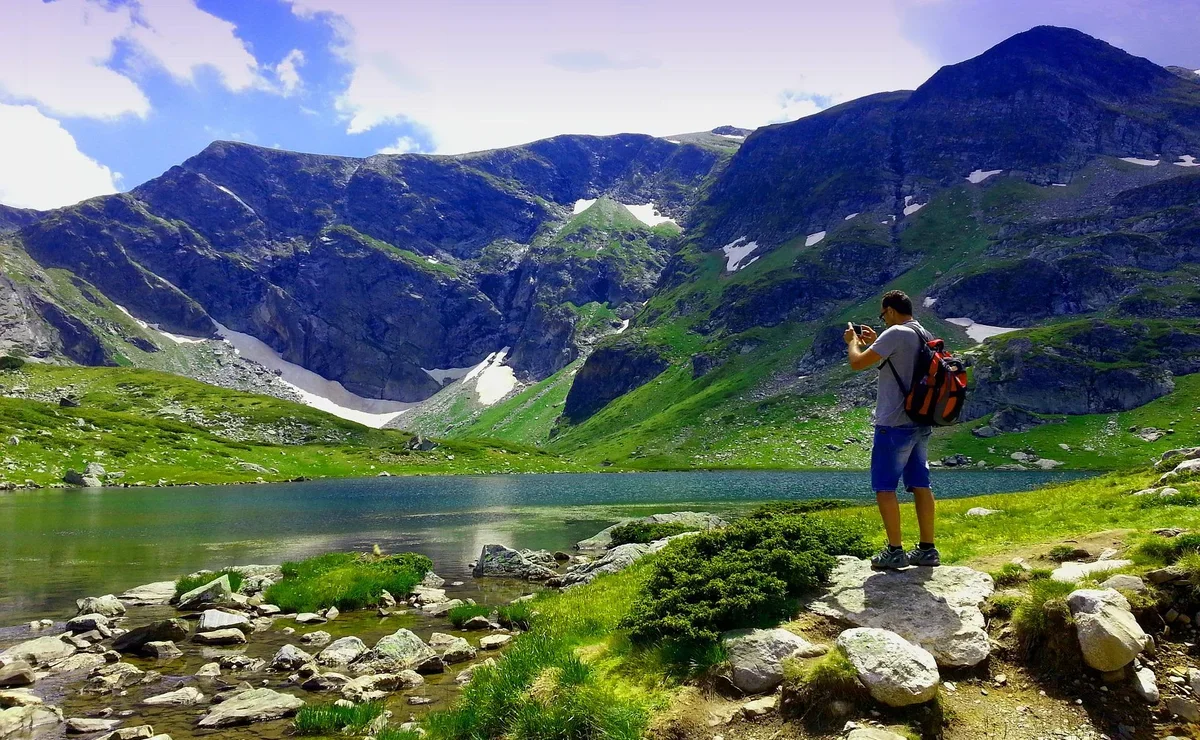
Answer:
[{"left": 883, "top": 323, "right": 969, "bottom": 426}]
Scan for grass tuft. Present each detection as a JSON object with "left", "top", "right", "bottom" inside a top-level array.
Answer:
[
  {"left": 294, "top": 701, "right": 384, "bottom": 735},
  {"left": 495, "top": 602, "right": 534, "bottom": 630},
  {"left": 990, "top": 562, "right": 1032, "bottom": 588},
  {"left": 447, "top": 604, "right": 492, "bottom": 628},
  {"left": 264, "top": 551, "right": 431, "bottom": 613},
  {"left": 174, "top": 569, "right": 243, "bottom": 599},
  {"left": 781, "top": 649, "right": 865, "bottom": 727}
]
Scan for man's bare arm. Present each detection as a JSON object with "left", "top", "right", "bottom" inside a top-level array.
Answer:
[{"left": 844, "top": 325, "right": 883, "bottom": 372}]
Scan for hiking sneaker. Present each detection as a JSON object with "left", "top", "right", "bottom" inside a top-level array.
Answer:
[
  {"left": 907, "top": 546, "right": 941, "bottom": 567},
  {"left": 870, "top": 546, "right": 909, "bottom": 570}
]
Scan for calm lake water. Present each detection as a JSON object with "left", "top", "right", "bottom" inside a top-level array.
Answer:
[{"left": 0, "top": 470, "right": 1088, "bottom": 624}]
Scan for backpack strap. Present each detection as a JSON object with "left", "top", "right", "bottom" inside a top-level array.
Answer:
[{"left": 880, "top": 322, "right": 926, "bottom": 395}]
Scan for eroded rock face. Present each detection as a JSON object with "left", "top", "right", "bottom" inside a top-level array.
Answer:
[
  {"left": 806, "top": 556, "right": 994, "bottom": 667},
  {"left": 836, "top": 628, "right": 940, "bottom": 707},
  {"left": 721, "top": 628, "right": 827, "bottom": 694},
  {"left": 1067, "top": 588, "right": 1148, "bottom": 672},
  {"left": 557, "top": 544, "right": 650, "bottom": 587},
  {"left": 196, "top": 688, "right": 303, "bottom": 728},
  {"left": 472, "top": 545, "right": 557, "bottom": 581},
  {"left": 562, "top": 339, "right": 669, "bottom": 423}
]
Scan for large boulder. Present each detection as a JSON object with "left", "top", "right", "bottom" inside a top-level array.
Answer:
[
  {"left": 1067, "top": 589, "right": 1148, "bottom": 672},
  {"left": 176, "top": 575, "right": 234, "bottom": 610},
  {"left": 65, "top": 613, "right": 110, "bottom": 634},
  {"left": 0, "top": 663, "right": 35, "bottom": 689},
  {"left": 472, "top": 545, "right": 556, "bottom": 580},
  {"left": 75, "top": 595, "right": 126, "bottom": 618},
  {"left": 316, "top": 637, "right": 366, "bottom": 667},
  {"left": 0, "top": 636, "right": 75, "bottom": 668},
  {"left": 351, "top": 630, "right": 435, "bottom": 674},
  {"left": 836, "top": 628, "right": 940, "bottom": 707},
  {"left": 196, "top": 688, "right": 303, "bottom": 728},
  {"left": 722, "top": 628, "right": 827, "bottom": 693},
  {"left": 0, "top": 704, "right": 62, "bottom": 739},
  {"left": 112, "top": 619, "right": 190, "bottom": 655},
  {"left": 575, "top": 511, "right": 726, "bottom": 550},
  {"left": 806, "top": 556, "right": 994, "bottom": 667},
  {"left": 557, "top": 544, "right": 650, "bottom": 587},
  {"left": 196, "top": 610, "right": 251, "bottom": 633}
]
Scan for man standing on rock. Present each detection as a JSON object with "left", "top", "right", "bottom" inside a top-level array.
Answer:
[{"left": 844, "top": 290, "right": 940, "bottom": 569}]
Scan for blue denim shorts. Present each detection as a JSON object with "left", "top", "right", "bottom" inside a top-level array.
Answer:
[{"left": 871, "top": 425, "right": 932, "bottom": 493}]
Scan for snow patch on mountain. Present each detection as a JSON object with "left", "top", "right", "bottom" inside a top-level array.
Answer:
[
  {"left": 470, "top": 348, "right": 518, "bottom": 405},
  {"left": 1119, "top": 157, "right": 1160, "bottom": 166},
  {"left": 966, "top": 169, "right": 1003, "bottom": 184},
  {"left": 805, "top": 231, "right": 826, "bottom": 247},
  {"left": 623, "top": 203, "right": 677, "bottom": 228},
  {"left": 572, "top": 199, "right": 597, "bottom": 214},
  {"left": 721, "top": 237, "right": 759, "bottom": 272},
  {"left": 115, "top": 305, "right": 206, "bottom": 345},
  {"left": 214, "top": 321, "right": 412, "bottom": 427},
  {"left": 903, "top": 196, "right": 926, "bottom": 216},
  {"left": 844, "top": 213, "right": 859, "bottom": 221},
  {"left": 1176, "top": 155, "right": 1199, "bottom": 167},
  {"left": 922, "top": 297, "right": 937, "bottom": 308},
  {"left": 946, "top": 317, "right": 1021, "bottom": 343},
  {"left": 718, "top": 134, "right": 745, "bottom": 140}
]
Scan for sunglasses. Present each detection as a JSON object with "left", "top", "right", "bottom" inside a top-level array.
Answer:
[{"left": 878, "top": 310, "right": 887, "bottom": 320}]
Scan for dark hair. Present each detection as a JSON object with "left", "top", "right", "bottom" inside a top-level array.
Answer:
[{"left": 881, "top": 290, "right": 913, "bottom": 316}]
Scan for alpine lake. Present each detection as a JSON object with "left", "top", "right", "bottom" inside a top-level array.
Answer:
[{"left": 0, "top": 470, "right": 1088, "bottom": 739}]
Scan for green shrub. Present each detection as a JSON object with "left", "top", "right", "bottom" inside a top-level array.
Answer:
[
  {"left": 264, "top": 551, "right": 431, "bottom": 613},
  {"left": 0, "top": 355, "right": 25, "bottom": 371},
  {"left": 294, "top": 701, "right": 384, "bottom": 735},
  {"left": 748, "top": 499, "right": 855, "bottom": 519},
  {"left": 425, "top": 631, "right": 646, "bottom": 740},
  {"left": 622, "top": 514, "right": 872, "bottom": 644},
  {"left": 990, "top": 562, "right": 1032, "bottom": 588},
  {"left": 1029, "top": 568, "right": 1053, "bottom": 581},
  {"left": 1047, "top": 545, "right": 1079, "bottom": 562},
  {"left": 496, "top": 601, "right": 534, "bottom": 630},
  {"left": 448, "top": 604, "right": 491, "bottom": 627},
  {"left": 174, "top": 568, "right": 244, "bottom": 599},
  {"left": 608, "top": 521, "right": 698, "bottom": 546}
]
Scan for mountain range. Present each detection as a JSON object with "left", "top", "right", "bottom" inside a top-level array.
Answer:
[{"left": 1, "top": 26, "right": 1198, "bottom": 469}]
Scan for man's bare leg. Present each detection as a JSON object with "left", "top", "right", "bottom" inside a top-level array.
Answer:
[
  {"left": 875, "top": 490, "right": 903, "bottom": 547},
  {"left": 911, "top": 486, "right": 935, "bottom": 544}
]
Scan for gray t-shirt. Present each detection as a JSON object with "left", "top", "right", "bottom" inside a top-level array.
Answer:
[{"left": 868, "top": 320, "right": 926, "bottom": 428}]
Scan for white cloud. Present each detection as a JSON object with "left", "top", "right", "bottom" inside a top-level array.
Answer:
[
  {"left": 377, "top": 136, "right": 422, "bottom": 154},
  {"left": 274, "top": 49, "right": 306, "bottom": 95},
  {"left": 127, "top": 0, "right": 260, "bottom": 91},
  {"left": 0, "top": 104, "right": 119, "bottom": 210},
  {"left": 0, "top": 0, "right": 149, "bottom": 119},
  {"left": 285, "top": 0, "right": 938, "bottom": 154}
]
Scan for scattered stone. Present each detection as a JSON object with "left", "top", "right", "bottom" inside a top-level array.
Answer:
[
  {"left": 415, "top": 655, "right": 446, "bottom": 675},
  {"left": 848, "top": 730, "right": 909, "bottom": 740},
  {"left": 270, "top": 645, "right": 313, "bottom": 672},
  {"left": 1100, "top": 574, "right": 1147, "bottom": 593},
  {"left": 49, "top": 654, "right": 107, "bottom": 675},
  {"left": 479, "top": 634, "right": 512, "bottom": 650},
  {"left": 462, "top": 616, "right": 492, "bottom": 631},
  {"left": 117, "top": 582, "right": 176, "bottom": 606},
  {"left": 76, "top": 595, "right": 126, "bottom": 618},
  {"left": 294, "top": 613, "right": 326, "bottom": 625},
  {"left": 472, "top": 544, "right": 557, "bottom": 580},
  {"left": 351, "top": 630, "right": 435, "bottom": 674},
  {"left": 0, "top": 704, "right": 63, "bottom": 738},
  {"left": 195, "top": 663, "right": 221, "bottom": 678},
  {"left": 1167, "top": 697, "right": 1200, "bottom": 723},
  {"left": 1132, "top": 667, "right": 1159, "bottom": 703},
  {"left": 66, "top": 717, "right": 120, "bottom": 734},
  {"left": 0, "top": 691, "right": 41, "bottom": 709},
  {"left": 0, "top": 636, "right": 76, "bottom": 668},
  {"left": 299, "top": 631, "right": 331, "bottom": 647},
  {"left": 740, "top": 696, "right": 777, "bottom": 718},
  {"left": 192, "top": 629, "right": 247, "bottom": 646},
  {"left": 142, "top": 642, "right": 183, "bottom": 660},
  {"left": 175, "top": 576, "right": 234, "bottom": 611},
  {"left": 379, "top": 591, "right": 397, "bottom": 609},
  {"left": 0, "top": 663, "right": 35, "bottom": 689},
  {"left": 217, "top": 655, "right": 265, "bottom": 673},
  {"left": 429, "top": 634, "right": 476, "bottom": 664},
  {"left": 66, "top": 613, "right": 110, "bottom": 634},
  {"left": 806, "top": 556, "right": 994, "bottom": 667},
  {"left": 197, "top": 610, "right": 250, "bottom": 634},
  {"left": 341, "top": 672, "right": 423, "bottom": 703},
  {"left": 420, "top": 600, "right": 465, "bottom": 617},
  {"left": 316, "top": 637, "right": 366, "bottom": 666},
  {"left": 100, "top": 727, "right": 156, "bottom": 740},
  {"left": 721, "top": 628, "right": 827, "bottom": 694},
  {"left": 322, "top": 606, "right": 339, "bottom": 621},
  {"left": 1067, "top": 589, "right": 1148, "bottom": 672},
  {"left": 196, "top": 688, "right": 304, "bottom": 728},
  {"left": 143, "top": 687, "right": 205, "bottom": 706},
  {"left": 837, "top": 628, "right": 940, "bottom": 707}
]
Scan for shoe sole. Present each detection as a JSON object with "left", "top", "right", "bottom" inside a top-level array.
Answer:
[{"left": 870, "top": 562, "right": 909, "bottom": 571}]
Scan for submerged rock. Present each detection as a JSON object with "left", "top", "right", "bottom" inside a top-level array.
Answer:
[
  {"left": 806, "top": 556, "right": 994, "bottom": 667},
  {"left": 722, "top": 628, "right": 826, "bottom": 694},
  {"left": 837, "top": 628, "right": 940, "bottom": 707}
]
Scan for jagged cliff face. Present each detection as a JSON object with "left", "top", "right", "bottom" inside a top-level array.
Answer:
[{"left": 6, "top": 133, "right": 726, "bottom": 401}]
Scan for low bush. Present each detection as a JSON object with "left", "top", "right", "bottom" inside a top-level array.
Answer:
[
  {"left": 0, "top": 355, "right": 25, "bottom": 371},
  {"left": 264, "top": 551, "right": 431, "bottom": 613},
  {"left": 294, "top": 701, "right": 384, "bottom": 735},
  {"left": 608, "top": 521, "right": 697, "bottom": 546},
  {"left": 425, "top": 631, "right": 646, "bottom": 740},
  {"left": 447, "top": 604, "right": 491, "bottom": 627},
  {"left": 1047, "top": 545, "right": 1080, "bottom": 562},
  {"left": 496, "top": 601, "right": 534, "bottom": 630},
  {"left": 174, "top": 568, "right": 244, "bottom": 599},
  {"left": 622, "top": 514, "right": 872, "bottom": 644},
  {"left": 748, "top": 499, "right": 855, "bottom": 519}
]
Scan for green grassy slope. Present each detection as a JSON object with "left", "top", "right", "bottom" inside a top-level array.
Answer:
[{"left": 0, "top": 364, "right": 575, "bottom": 488}]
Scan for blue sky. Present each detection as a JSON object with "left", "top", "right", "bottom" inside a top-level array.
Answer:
[{"left": 1, "top": 0, "right": 1198, "bottom": 210}]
